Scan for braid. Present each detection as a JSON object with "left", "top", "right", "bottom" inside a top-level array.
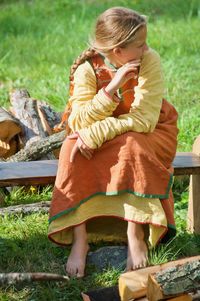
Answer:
[{"left": 69, "top": 48, "right": 97, "bottom": 81}]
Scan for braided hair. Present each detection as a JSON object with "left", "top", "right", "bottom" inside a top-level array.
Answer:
[{"left": 69, "top": 47, "right": 97, "bottom": 81}]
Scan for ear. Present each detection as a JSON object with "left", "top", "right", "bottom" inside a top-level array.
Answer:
[{"left": 112, "top": 47, "right": 123, "bottom": 57}]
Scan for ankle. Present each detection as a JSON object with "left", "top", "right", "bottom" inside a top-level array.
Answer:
[
  {"left": 73, "top": 223, "right": 88, "bottom": 241},
  {"left": 127, "top": 222, "right": 145, "bottom": 240}
]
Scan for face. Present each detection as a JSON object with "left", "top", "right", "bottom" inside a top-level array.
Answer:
[{"left": 110, "top": 25, "right": 148, "bottom": 66}]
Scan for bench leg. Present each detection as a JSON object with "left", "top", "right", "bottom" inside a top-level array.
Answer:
[
  {"left": 187, "top": 135, "right": 200, "bottom": 233},
  {"left": 187, "top": 174, "right": 200, "bottom": 233}
]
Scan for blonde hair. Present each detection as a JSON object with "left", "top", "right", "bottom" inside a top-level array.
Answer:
[
  {"left": 70, "top": 7, "right": 146, "bottom": 79},
  {"left": 69, "top": 48, "right": 97, "bottom": 81},
  {"left": 91, "top": 7, "right": 146, "bottom": 53}
]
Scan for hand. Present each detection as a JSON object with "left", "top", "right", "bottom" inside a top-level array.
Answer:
[
  {"left": 68, "top": 133, "right": 94, "bottom": 162},
  {"left": 105, "top": 60, "right": 140, "bottom": 96}
]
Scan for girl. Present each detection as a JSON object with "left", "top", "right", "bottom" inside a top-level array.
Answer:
[{"left": 48, "top": 7, "right": 178, "bottom": 278}]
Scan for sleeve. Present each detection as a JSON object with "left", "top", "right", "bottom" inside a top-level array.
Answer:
[
  {"left": 68, "top": 61, "right": 119, "bottom": 131},
  {"left": 78, "top": 49, "right": 165, "bottom": 149}
]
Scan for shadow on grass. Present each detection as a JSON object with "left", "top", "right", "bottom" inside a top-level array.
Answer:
[
  {"left": 0, "top": 233, "right": 96, "bottom": 301},
  {"left": 0, "top": 233, "right": 68, "bottom": 274},
  {"left": 0, "top": 228, "right": 200, "bottom": 300},
  {"left": 1, "top": 229, "right": 200, "bottom": 273}
]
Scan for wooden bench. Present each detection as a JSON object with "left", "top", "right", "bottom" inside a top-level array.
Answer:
[
  {"left": 0, "top": 139, "right": 200, "bottom": 234},
  {"left": 0, "top": 152, "right": 199, "bottom": 187}
]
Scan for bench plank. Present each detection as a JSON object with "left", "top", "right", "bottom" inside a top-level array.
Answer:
[
  {"left": 0, "top": 160, "right": 57, "bottom": 187},
  {"left": 0, "top": 152, "right": 200, "bottom": 187},
  {"left": 173, "top": 152, "right": 200, "bottom": 175}
]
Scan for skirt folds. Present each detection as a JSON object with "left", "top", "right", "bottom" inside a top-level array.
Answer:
[{"left": 48, "top": 99, "right": 178, "bottom": 247}]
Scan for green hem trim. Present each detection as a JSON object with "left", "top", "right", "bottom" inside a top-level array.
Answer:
[
  {"left": 167, "top": 223, "right": 176, "bottom": 230},
  {"left": 49, "top": 173, "right": 173, "bottom": 224}
]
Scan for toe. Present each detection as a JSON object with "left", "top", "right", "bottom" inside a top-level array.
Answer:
[
  {"left": 77, "top": 265, "right": 85, "bottom": 278},
  {"left": 77, "top": 272, "right": 84, "bottom": 278},
  {"left": 71, "top": 267, "right": 78, "bottom": 277},
  {"left": 66, "top": 264, "right": 76, "bottom": 277}
]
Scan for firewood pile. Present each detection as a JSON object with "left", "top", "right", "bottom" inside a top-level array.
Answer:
[
  {"left": 81, "top": 256, "right": 200, "bottom": 301},
  {"left": 0, "top": 90, "right": 73, "bottom": 285},
  {"left": 0, "top": 89, "right": 66, "bottom": 162},
  {"left": 119, "top": 255, "right": 200, "bottom": 301},
  {"left": 147, "top": 259, "right": 200, "bottom": 301}
]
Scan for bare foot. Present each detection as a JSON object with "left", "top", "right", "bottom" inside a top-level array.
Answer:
[
  {"left": 66, "top": 223, "right": 89, "bottom": 278},
  {"left": 127, "top": 222, "right": 148, "bottom": 270},
  {"left": 129, "top": 237, "right": 147, "bottom": 269},
  {"left": 66, "top": 240, "right": 89, "bottom": 278}
]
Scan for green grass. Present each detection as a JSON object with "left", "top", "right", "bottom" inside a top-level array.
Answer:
[
  {"left": 0, "top": 192, "right": 200, "bottom": 300},
  {"left": 0, "top": 0, "right": 200, "bottom": 150},
  {"left": 1, "top": 186, "right": 52, "bottom": 207},
  {"left": 0, "top": 0, "right": 200, "bottom": 300}
]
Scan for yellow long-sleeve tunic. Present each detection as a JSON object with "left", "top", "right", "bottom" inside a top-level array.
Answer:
[{"left": 68, "top": 48, "right": 165, "bottom": 148}]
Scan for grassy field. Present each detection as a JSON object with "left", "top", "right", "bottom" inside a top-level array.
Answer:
[
  {"left": 0, "top": 0, "right": 200, "bottom": 152},
  {"left": 0, "top": 0, "right": 200, "bottom": 300}
]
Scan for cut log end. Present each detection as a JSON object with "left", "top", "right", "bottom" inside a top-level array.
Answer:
[{"left": 147, "top": 260, "right": 200, "bottom": 301}]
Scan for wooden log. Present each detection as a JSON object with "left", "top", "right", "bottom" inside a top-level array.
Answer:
[
  {"left": 9, "top": 89, "right": 56, "bottom": 160},
  {"left": 0, "top": 201, "right": 50, "bottom": 216},
  {"left": 147, "top": 260, "right": 200, "bottom": 301},
  {"left": 0, "top": 107, "right": 22, "bottom": 158},
  {"left": 0, "top": 107, "right": 22, "bottom": 140},
  {"left": 0, "top": 272, "right": 69, "bottom": 286},
  {"left": 0, "top": 139, "right": 10, "bottom": 157},
  {"left": 119, "top": 255, "right": 200, "bottom": 301},
  {"left": 37, "top": 102, "right": 62, "bottom": 158},
  {"left": 9, "top": 89, "right": 61, "bottom": 138},
  {"left": 188, "top": 135, "right": 200, "bottom": 233},
  {"left": 10, "top": 90, "right": 46, "bottom": 146},
  {"left": 6, "top": 130, "right": 66, "bottom": 162},
  {"left": 2, "top": 137, "right": 19, "bottom": 159},
  {"left": 9, "top": 89, "right": 65, "bottom": 160},
  {"left": 37, "top": 101, "right": 61, "bottom": 134},
  {"left": 37, "top": 105, "right": 53, "bottom": 136}
]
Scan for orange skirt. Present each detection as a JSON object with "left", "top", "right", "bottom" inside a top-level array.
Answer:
[{"left": 48, "top": 99, "right": 178, "bottom": 246}]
